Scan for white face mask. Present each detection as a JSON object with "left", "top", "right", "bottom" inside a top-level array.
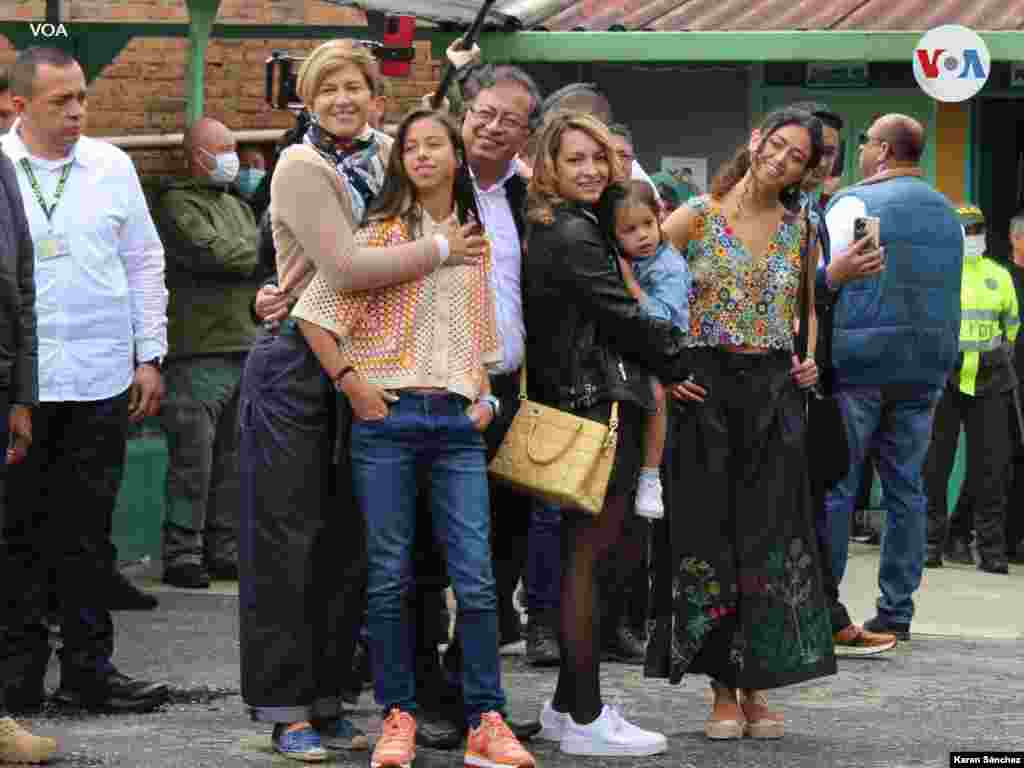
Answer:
[
  {"left": 964, "top": 233, "right": 986, "bottom": 262},
  {"left": 200, "top": 148, "right": 240, "bottom": 184}
]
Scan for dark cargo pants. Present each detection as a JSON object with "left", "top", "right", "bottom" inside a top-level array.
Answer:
[{"left": 160, "top": 354, "right": 245, "bottom": 571}]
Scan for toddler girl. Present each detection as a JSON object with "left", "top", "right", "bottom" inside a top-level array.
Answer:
[{"left": 610, "top": 180, "right": 692, "bottom": 518}]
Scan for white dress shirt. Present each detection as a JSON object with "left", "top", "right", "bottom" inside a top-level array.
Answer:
[
  {"left": 825, "top": 196, "right": 867, "bottom": 262},
  {"left": 631, "top": 159, "right": 662, "bottom": 204},
  {"left": 2, "top": 124, "right": 168, "bottom": 402},
  {"left": 472, "top": 162, "right": 525, "bottom": 375}
]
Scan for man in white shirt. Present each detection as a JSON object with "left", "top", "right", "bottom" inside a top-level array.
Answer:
[{"left": 0, "top": 47, "right": 169, "bottom": 714}]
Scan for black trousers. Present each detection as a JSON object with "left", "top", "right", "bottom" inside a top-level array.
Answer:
[
  {"left": 0, "top": 388, "right": 11, "bottom": 714},
  {"left": 1005, "top": 390, "right": 1024, "bottom": 556},
  {"left": 1, "top": 390, "right": 131, "bottom": 703},
  {"left": 811, "top": 469, "right": 853, "bottom": 634},
  {"left": 925, "top": 387, "right": 1011, "bottom": 561}
]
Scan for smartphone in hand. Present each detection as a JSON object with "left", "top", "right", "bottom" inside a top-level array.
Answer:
[{"left": 854, "top": 215, "right": 883, "bottom": 265}]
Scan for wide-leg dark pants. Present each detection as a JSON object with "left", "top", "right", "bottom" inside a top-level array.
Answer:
[{"left": 238, "top": 329, "right": 365, "bottom": 723}]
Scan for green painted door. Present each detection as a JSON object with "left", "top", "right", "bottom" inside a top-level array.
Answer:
[{"left": 757, "top": 88, "right": 937, "bottom": 187}]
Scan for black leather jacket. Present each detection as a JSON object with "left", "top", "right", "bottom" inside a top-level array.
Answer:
[
  {"left": 0, "top": 148, "right": 38, "bottom": 406},
  {"left": 523, "top": 203, "right": 690, "bottom": 412}
]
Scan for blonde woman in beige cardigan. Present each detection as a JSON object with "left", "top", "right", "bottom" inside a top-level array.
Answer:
[{"left": 237, "top": 40, "right": 486, "bottom": 763}]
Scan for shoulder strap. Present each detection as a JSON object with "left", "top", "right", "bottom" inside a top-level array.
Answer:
[{"left": 796, "top": 208, "right": 814, "bottom": 361}]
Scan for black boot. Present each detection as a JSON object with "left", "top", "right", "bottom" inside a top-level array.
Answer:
[
  {"left": 602, "top": 617, "right": 646, "bottom": 664},
  {"left": 945, "top": 536, "right": 974, "bottom": 564},
  {"left": 525, "top": 612, "right": 560, "bottom": 667}
]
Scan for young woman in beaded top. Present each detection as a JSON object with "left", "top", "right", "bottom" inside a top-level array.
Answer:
[{"left": 644, "top": 107, "right": 837, "bottom": 741}]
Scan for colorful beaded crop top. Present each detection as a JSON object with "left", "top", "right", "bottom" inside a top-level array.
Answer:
[{"left": 684, "top": 194, "right": 806, "bottom": 351}]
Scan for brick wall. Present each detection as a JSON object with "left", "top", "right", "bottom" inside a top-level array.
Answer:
[{"left": 1, "top": 0, "right": 443, "bottom": 177}]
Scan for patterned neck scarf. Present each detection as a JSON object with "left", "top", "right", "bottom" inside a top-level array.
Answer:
[{"left": 304, "top": 114, "right": 386, "bottom": 224}]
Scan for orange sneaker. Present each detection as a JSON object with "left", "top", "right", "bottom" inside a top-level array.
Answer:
[
  {"left": 465, "top": 711, "right": 536, "bottom": 768},
  {"left": 371, "top": 709, "right": 416, "bottom": 768}
]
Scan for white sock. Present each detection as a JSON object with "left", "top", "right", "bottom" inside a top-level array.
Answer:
[{"left": 640, "top": 467, "right": 660, "bottom": 483}]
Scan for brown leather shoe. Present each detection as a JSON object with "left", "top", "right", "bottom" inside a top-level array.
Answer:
[
  {"left": 833, "top": 623, "right": 898, "bottom": 657},
  {"left": 0, "top": 717, "right": 57, "bottom": 764},
  {"left": 740, "top": 690, "right": 784, "bottom": 739}
]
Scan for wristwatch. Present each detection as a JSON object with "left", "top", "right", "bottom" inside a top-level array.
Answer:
[
  {"left": 478, "top": 394, "right": 500, "bottom": 418},
  {"left": 138, "top": 356, "right": 164, "bottom": 372}
]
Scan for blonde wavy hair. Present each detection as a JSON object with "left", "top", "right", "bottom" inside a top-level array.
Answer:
[
  {"left": 296, "top": 39, "right": 382, "bottom": 106},
  {"left": 526, "top": 112, "right": 626, "bottom": 225}
]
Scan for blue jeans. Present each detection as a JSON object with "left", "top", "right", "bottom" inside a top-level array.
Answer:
[
  {"left": 824, "top": 386, "right": 941, "bottom": 625},
  {"left": 351, "top": 392, "right": 504, "bottom": 726},
  {"left": 526, "top": 502, "right": 562, "bottom": 615}
]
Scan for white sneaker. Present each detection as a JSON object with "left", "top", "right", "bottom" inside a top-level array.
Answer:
[
  {"left": 635, "top": 473, "right": 665, "bottom": 519},
  {"left": 560, "top": 705, "right": 668, "bottom": 756},
  {"left": 537, "top": 700, "right": 568, "bottom": 742}
]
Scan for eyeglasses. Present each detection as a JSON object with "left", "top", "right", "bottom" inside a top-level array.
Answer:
[
  {"left": 467, "top": 104, "right": 527, "bottom": 133},
  {"left": 858, "top": 132, "right": 884, "bottom": 147}
]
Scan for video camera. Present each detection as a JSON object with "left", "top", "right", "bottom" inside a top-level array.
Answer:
[{"left": 265, "top": 15, "right": 417, "bottom": 109}]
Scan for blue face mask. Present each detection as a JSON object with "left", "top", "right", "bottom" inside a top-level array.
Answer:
[{"left": 235, "top": 168, "right": 266, "bottom": 198}]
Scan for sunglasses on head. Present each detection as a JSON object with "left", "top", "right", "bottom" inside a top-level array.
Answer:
[{"left": 858, "top": 132, "right": 883, "bottom": 146}]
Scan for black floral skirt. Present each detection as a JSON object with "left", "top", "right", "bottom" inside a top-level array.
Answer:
[{"left": 644, "top": 348, "right": 836, "bottom": 690}]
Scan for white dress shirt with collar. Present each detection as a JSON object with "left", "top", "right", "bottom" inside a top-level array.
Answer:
[
  {"left": 631, "top": 159, "right": 662, "bottom": 204},
  {"left": 471, "top": 162, "right": 525, "bottom": 376},
  {"left": 1, "top": 123, "right": 168, "bottom": 403}
]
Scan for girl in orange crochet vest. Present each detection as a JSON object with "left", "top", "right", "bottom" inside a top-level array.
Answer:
[{"left": 292, "top": 108, "right": 536, "bottom": 768}]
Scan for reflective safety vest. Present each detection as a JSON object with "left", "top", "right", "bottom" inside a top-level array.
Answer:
[{"left": 956, "top": 256, "right": 1020, "bottom": 396}]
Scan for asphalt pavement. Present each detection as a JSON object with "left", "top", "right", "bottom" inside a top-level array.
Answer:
[{"left": 12, "top": 544, "right": 1024, "bottom": 768}]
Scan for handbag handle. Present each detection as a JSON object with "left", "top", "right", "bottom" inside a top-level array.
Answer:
[
  {"left": 517, "top": 357, "right": 620, "bottom": 451},
  {"left": 526, "top": 418, "right": 585, "bottom": 464}
]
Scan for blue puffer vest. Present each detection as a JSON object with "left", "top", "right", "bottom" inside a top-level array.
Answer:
[{"left": 827, "top": 175, "right": 962, "bottom": 390}]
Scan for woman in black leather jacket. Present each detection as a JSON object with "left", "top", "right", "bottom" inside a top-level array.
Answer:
[{"left": 523, "top": 112, "right": 690, "bottom": 757}]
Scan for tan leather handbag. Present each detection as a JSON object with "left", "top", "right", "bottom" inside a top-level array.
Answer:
[{"left": 488, "top": 362, "right": 619, "bottom": 516}]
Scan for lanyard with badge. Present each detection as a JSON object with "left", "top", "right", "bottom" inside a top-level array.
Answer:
[{"left": 19, "top": 157, "right": 72, "bottom": 261}]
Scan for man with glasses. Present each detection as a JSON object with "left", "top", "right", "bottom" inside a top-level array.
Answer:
[
  {"left": 791, "top": 101, "right": 897, "bottom": 657},
  {"left": 822, "top": 114, "right": 963, "bottom": 642}
]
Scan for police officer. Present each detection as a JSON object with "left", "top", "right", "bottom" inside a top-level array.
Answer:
[{"left": 925, "top": 204, "right": 1019, "bottom": 574}]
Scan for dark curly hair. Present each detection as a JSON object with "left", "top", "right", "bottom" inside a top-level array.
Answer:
[{"left": 710, "top": 107, "right": 824, "bottom": 210}]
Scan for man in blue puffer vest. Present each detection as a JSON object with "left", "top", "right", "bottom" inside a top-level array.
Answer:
[{"left": 822, "top": 114, "right": 963, "bottom": 642}]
